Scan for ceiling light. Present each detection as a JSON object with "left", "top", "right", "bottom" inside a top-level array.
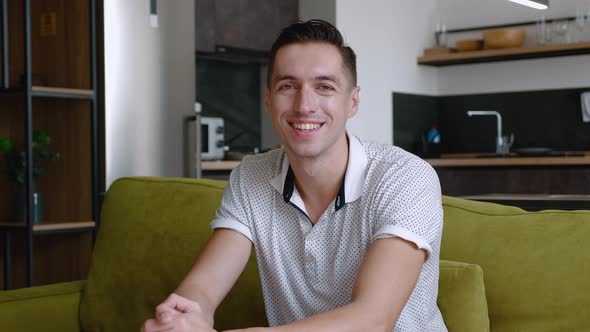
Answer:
[{"left": 508, "top": 0, "right": 549, "bottom": 10}]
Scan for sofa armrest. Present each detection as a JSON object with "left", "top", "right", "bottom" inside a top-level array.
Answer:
[{"left": 0, "top": 280, "right": 85, "bottom": 332}]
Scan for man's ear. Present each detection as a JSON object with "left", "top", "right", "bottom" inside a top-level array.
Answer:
[
  {"left": 264, "top": 86, "right": 271, "bottom": 115},
  {"left": 348, "top": 85, "right": 360, "bottom": 118}
]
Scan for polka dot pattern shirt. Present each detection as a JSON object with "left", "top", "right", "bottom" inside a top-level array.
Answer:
[{"left": 211, "top": 134, "right": 447, "bottom": 331}]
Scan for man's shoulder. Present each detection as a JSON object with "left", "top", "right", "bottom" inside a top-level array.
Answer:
[
  {"left": 356, "top": 138, "right": 438, "bottom": 195},
  {"left": 234, "top": 148, "right": 284, "bottom": 181},
  {"left": 360, "top": 138, "right": 432, "bottom": 173}
]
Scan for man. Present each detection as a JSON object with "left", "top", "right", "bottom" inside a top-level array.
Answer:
[{"left": 142, "top": 19, "right": 447, "bottom": 332}]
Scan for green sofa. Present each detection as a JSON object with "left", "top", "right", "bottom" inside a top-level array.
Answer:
[{"left": 1, "top": 177, "right": 589, "bottom": 331}]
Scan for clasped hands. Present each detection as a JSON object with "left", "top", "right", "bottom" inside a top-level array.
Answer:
[{"left": 141, "top": 293, "right": 260, "bottom": 332}]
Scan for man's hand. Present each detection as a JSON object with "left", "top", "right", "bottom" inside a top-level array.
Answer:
[
  {"left": 141, "top": 293, "right": 217, "bottom": 332},
  {"left": 140, "top": 229, "right": 252, "bottom": 332}
]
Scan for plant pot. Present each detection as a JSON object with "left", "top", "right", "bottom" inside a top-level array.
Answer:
[{"left": 13, "top": 187, "right": 44, "bottom": 224}]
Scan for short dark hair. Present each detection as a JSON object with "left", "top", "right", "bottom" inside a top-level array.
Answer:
[{"left": 267, "top": 19, "right": 357, "bottom": 88}]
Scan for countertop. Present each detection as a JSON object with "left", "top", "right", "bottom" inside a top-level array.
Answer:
[
  {"left": 202, "top": 160, "right": 241, "bottom": 171},
  {"left": 425, "top": 152, "right": 590, "bottom": 167},
  {"left": 202, "top": 152, "right": 590, "bottom": 171}
]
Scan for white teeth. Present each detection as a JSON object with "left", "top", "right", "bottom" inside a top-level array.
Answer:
[{"left": 292, "top": 123, "right": 321, "bottom": 130}]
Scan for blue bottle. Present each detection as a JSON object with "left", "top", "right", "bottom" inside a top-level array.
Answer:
[{"left": 426, "top": 126, "right": 441, "bottom": 144}]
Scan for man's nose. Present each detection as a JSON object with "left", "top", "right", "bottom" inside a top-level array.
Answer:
[{"left": 294, "top": 86, "right": 317, "bottom": 113}]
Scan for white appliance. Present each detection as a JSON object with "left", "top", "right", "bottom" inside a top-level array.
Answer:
[{"left": 200, "top": 116, "right": 225, "bottom": 160}]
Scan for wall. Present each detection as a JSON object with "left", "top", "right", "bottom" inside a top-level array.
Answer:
[
  {"left": 259, "top": 65, "right": 281, "bottom": 151},
  {"left": 437, "top": 0, "right": 590, "bottom": 95},
  {"left": 335, "top": 0, "right": 439, "bottom": 144},
  {"left": 299, "top": 0, "right": 336, "bottom": 25},
  {"left": 438, "top": 0, "right": 586, "bottom": 29},
  {"left": 104, "top": 0, "right": 195, "bottom": 187}
]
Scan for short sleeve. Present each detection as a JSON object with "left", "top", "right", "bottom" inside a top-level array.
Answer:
[
  {"left": 210, "top": 164, "right": 254, "bottom": 243},
  {"left": 371, "top": 159, "right": 443, "bottom": 260}
]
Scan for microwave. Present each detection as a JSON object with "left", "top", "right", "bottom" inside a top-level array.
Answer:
[{"left": 200, "top": 116, "right": 225, "bottom": 160}]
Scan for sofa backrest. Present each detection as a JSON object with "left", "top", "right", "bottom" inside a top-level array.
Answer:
[
  {"left": 441, "top": 196, "right": 590, "bottom": 332},
  {"left": 79, "top": 177, "right": 266, "bottom": 331}
]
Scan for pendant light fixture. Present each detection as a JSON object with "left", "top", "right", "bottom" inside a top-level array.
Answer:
[{"left": 508, "top": 0, "right": 549, "bottom": 10}]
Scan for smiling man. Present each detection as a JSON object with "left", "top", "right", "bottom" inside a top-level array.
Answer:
[{"left": 142, "top": 20, "right": 447, "bottom": 332}]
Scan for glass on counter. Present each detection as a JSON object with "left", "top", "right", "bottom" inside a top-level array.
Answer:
[
  {"left": 551, "top": 19, "right": 572, "bottom": 44},
  {"left": 536, "top": 15, "right": 551, "bottom": 45}
]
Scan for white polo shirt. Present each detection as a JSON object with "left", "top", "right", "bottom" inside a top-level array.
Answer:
[{"left": 211, "top": 135, "right": 447, "bottom": 331}]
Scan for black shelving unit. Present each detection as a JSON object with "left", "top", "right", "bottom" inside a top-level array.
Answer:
[{"left": 0, "top": 0, "right": 100, "bottom": 290}]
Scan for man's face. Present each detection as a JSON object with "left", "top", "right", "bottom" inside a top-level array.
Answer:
[{"left": 265, "top": 42, "right": 360, "bottom": 160}]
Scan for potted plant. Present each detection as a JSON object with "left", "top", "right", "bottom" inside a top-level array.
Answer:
[{"left": 0, "top": 129, "right": 60, "bottom": 223}]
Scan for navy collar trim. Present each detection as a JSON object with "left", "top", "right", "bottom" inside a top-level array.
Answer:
[{"left": 282, "top": 165, "right": 347, "bottom": 212}]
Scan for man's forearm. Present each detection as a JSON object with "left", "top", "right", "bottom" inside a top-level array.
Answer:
[
  {"left": 174, "top": 284, "right": 216, "bottom": 326},
  {"left": 171, "top": 229, "right": 253, "bottom": 327}
]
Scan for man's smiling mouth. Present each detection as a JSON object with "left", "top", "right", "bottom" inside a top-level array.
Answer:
[{"left": 289, "top": 122, "right": 324, "bottom": 131}]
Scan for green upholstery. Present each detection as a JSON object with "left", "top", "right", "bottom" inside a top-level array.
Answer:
[
  {"left": 2, "top": 177, "right": 589, "bottom": 332},
  {"left": 0, "top": 280, "right": 84, "bottom": 331},
  {"left": 79, "top": 177, "right": 267, "bottom": 331},
  {"left": 438, "top": 260, "right": 490, "bottom": 332},
  {"left": 441, "top": 196, "right": 590, "bottom": 332}
]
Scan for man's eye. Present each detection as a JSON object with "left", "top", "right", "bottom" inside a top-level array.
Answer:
[
  {"left": 279, "top": 83, "right": 294, "bottom": 90},
  {"left": 318, "top": 85, "right": 335, "bottom": 91}
]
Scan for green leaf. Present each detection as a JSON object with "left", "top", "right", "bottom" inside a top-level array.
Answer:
[
  {"left": 38, "top": 150, "right": 50, "bottom": 160},
  {"left": 16, "top": 173, "right": 24, "bottom": 185},
  {"left": 1, "top": 129, "right": 59, "bottom": 183},
  {"left": 33, "top": 129, "right": 50, "bottom": 145},
  {"left": 0, "top": 138, "right": 12, "bottom": 152}
]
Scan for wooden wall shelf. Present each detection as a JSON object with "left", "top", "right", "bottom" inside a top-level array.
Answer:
[
  {"left": 31, "top": 86, "right": 94, "bottom": 99},
  {"left": 418, "top": 42, "right": 590, "bottom": 66}
]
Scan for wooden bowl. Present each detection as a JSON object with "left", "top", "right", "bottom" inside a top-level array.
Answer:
[
  {"left": 455, "top": 39, "right": 483, "bottom": 52},
  {"left": 423, "top": 47, "right": 453, "bottom": 56},
  {"left": 483, "top": 28, "right": 526, "bottom": 49}
]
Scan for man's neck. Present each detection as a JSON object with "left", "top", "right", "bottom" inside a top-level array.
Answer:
[{"left": 286, "top": 135, "right": 349, "bottom": 222}]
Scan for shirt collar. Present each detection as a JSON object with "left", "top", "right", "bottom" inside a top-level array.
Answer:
[{"left": 270, "top": 132, "right": 368, "bottom": 212}]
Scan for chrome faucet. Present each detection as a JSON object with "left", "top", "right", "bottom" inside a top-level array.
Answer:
[{"left": 466, "top": 110, "right": 514, "bottom": 154}]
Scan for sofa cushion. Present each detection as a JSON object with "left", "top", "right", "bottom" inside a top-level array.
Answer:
[
  {"left": 441, "top": 196, "right": 590, "bottom": 332},
  {"left": 79, "top": 177, "right": 267, "bottom": 332},
  {"left": 438, "top": 260, "right": 489, "bottom": 332},
  {"left": 0, "top": 281, "right": 84, "bottom": 332}
]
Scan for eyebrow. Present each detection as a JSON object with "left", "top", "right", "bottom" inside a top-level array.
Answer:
[
  {"left": 273, "top": 75, "right": 297, "bottom": 84},
  {"left": 316, "top": 75, "right": 339, "bottom": 84},
  {"left": 273, "top": 74, "right": 340, "bottom": 85}
]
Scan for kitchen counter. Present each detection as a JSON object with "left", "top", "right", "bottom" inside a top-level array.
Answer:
[
  {"left": 202, "top": 160, "right": 241, "bottom": 171},
  {"left": 203, "top": 152, "right": 590, "bottom": 170},
  {"left": 458, "top": 194, "right": 590, "bottom": 211},
  {"left": 431, "top": 152, "right": 590, "bottom": 198},
  {"left": 425, "top": 152, "right": 590, "bottom": 167}
]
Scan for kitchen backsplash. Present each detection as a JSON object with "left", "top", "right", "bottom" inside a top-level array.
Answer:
[
  {"left": 196, "top": 57, "right": 262, "bottom": 153},
  {"left": 393, "top": 88, "right": 590, "bottom": 154}
]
